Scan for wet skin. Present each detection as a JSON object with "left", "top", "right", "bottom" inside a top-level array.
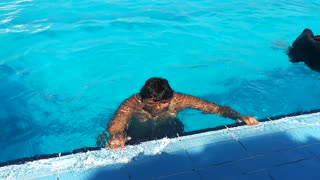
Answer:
[{"left": 97, "top": 93, "right": 259, "bottom": 149}]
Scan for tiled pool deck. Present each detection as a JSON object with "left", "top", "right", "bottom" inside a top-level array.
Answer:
[{"left": 1, "top": 112, "right": 320, "bottom": 179}]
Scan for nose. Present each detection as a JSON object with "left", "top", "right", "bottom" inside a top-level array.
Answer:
[{"left": 154, "top": 104, "right": 162, "bottom": 110}]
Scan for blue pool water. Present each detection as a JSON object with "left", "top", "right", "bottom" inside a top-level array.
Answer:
[{"left": 1, "top": 0, "right": 320, "bottom": 163}]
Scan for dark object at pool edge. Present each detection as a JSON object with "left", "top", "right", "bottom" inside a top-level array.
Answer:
[{"left": 287, "top": 28, "right": 320, "bottom": 72}]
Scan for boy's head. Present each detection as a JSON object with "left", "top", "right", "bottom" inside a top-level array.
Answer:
[{"left": 139, "top": 77, "right": 174, "bottom": 101}]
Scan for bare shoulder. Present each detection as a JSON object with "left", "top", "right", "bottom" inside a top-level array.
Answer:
[
  {"left": 120, "top": 94, "right": 141, "bottom": 108},
  {"left": 171, "top": 92, "right": 203, "bottom": 107},
  {"left": 173, "top": 92, "right": 202, "bottom": 102},
  {"left": 172, "top": 92, "right": 187, "bottom": 102},
  {"left": 171, "top": 92, "right": 219, "bottom": 113}
]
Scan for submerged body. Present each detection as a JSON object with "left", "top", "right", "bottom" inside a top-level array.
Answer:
[{"left": 97, "top": 78, "right": 258, "bottom": 149}]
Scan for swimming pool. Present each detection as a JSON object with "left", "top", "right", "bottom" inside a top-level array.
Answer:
[{"left": 1, "top": 0, "right": 320, "bottom": 163}]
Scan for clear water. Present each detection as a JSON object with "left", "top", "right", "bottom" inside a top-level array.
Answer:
[{"left": 1, "top": 0, "right": 320, "bottom": 162}]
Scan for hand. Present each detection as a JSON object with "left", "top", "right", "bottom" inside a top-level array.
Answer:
[
  {"left": 107, "top": 134, "right": 127, "bottom": 149},
  {"left": 239, "top": 116, "right": 259, "bottom": 125}
]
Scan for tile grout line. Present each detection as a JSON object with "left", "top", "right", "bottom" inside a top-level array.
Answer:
[
  {"left": 265, "top": 169, "right": 275, "bottom": 180},
  {"left": 125, "top": 164, "right": 132, "bottom": 180},
  {"left": 151, "top": 169, "right": 203, "bottom": 180},
  {"left": 272, "top": 157, "right": 312, "bottom": 167},
  {"left": 224, "top": 125, "right": 248, "bottom": 152},
  {"left": 176, "top": 133, "right": 193, "bottom": 161},
  {"left": 193, "top": 141, "right": 320, "bottom": 171},
  {"left": 56, "top": 153, "right": 61, "bottom": 180},
  {"left": 195, "top": 169, "right": 204, "bottom": 180},
  {"left": 268, "top": 118, "right": 284, "bottom": 132},
  {"left": 298, "top": 145, "right": 320, "bottom": 163},
  {"left": 150, "top": 132, "right": 232, "bottom": 180}
]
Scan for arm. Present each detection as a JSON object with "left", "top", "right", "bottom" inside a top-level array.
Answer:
[
  {"left": 97, "top": 95, "right": 138, "bottom": 149},
  {"left": 173, "top": 93, "right": 241, "bottom": 120},
  {"left": 173, "top": 93, "right": 258, "bottom": 125},
  {"left": 107, "top": 96, "right": 136, "bottom": 136}
]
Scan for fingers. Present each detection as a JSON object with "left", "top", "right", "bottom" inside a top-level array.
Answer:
[
  {"left": 108, "top": 140, "right": 125, "bottom": 149},
  {"left": 241, "top": 116, "right": 259, "bottom": 126},
  {"left": 107, "top": 135, "right": 127, "bottom": 149}
]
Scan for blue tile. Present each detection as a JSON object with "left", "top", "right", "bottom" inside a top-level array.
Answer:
[
  {"left": 286, "top": 126, "right": 320, "bottom": 145},
  {"left": 154, "top": 171, "right": 201, "bottom": 180},
  {"left": 161, "top": 139, "right": 187, "bottom": 153},
  {"left": 198, "top": 166, "right": 223, "bottom": 179},
  {"left": 197, "top": 163, "right": 270, "bottom": 180},
  {"left": 294, "top": 113, "right": 320, "bottom": 124},
  {"left": 180, "top": 129, "right": 234, "bottom": 149},
  {"left": 197, "top": 148, "right": 311, "bottom": 179},
  {"left": 238, "top": 131, "right": 299, "bottom": 155},
  {"left": 135, "top": 138, "right": 186, "bottom": 155},
  {"left": 33, "top": 176, "right": 58, "bottom": 180},
  {"left": 275, "top": 118, "right": 308, "bottom": 131},
  {"left": 33, "top": 172, "right": 87, "bottom": 180},
  {"left": 299, "top": 143, "right": 320, "bottom": 157},
  {"left": 81, "top": 164, "right": 129, "bottom": 180},
  {"left": 224, "top": 170, "right": 271, "bottom": 180},
  {"left": 251, "top": 149, "right": 312, "bottom": 168},
  {"left": 269, "top": 158, "right": 320, "bottom": 179},
  {"left": 186, "top": 140, "right": 249, "bottom": 168},
  {"left": 275, "top": 114, "right": 320, "bottom": 132},
  {"left": 126, "top": 150, "right": 193, "bottom": 180},
  {"left": 229, "top": 122, "right": 281, "bottom": 140}
]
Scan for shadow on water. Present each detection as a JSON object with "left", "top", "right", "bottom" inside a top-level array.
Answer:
[
  {"left": 87, "top": 125, "right": 320, "bottom": 180},
  {"left": 0, "top": 64, "right": 40, "bottom": 162}
]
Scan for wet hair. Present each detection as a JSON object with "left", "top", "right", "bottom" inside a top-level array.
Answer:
[{"left": 139, "top": 77, "right": 174, "bottom": 101}]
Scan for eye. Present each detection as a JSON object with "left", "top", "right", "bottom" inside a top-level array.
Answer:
[{"left": 144, "top": 101, "right": 156, "bottom": 106}]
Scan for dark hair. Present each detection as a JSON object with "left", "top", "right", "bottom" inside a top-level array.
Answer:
[{"left": 139, "top": 77, "right": 174, "bottom": 101}]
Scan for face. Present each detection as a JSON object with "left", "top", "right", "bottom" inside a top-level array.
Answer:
[{"left": 142, "top": 98, "right": 171, "bottom": 116}]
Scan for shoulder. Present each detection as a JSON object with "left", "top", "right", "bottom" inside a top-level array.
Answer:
[
  {"left": 172, "top": 92, "right": 183, "bottom": 101},
  {"left": 173, "top": 92, "right": 209, "bottom": 105},
  {"left": 121, "top": 94, "right": 142, "bottom": 107},
  {"left": 172, "top": 92, "right": 194, "bottom": 102},
  {"left": 173, "top": 92, "right": 198, "bottom": 99},
  {"left": 170, "top": 92, "right": 202, "bottom": 110}
]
